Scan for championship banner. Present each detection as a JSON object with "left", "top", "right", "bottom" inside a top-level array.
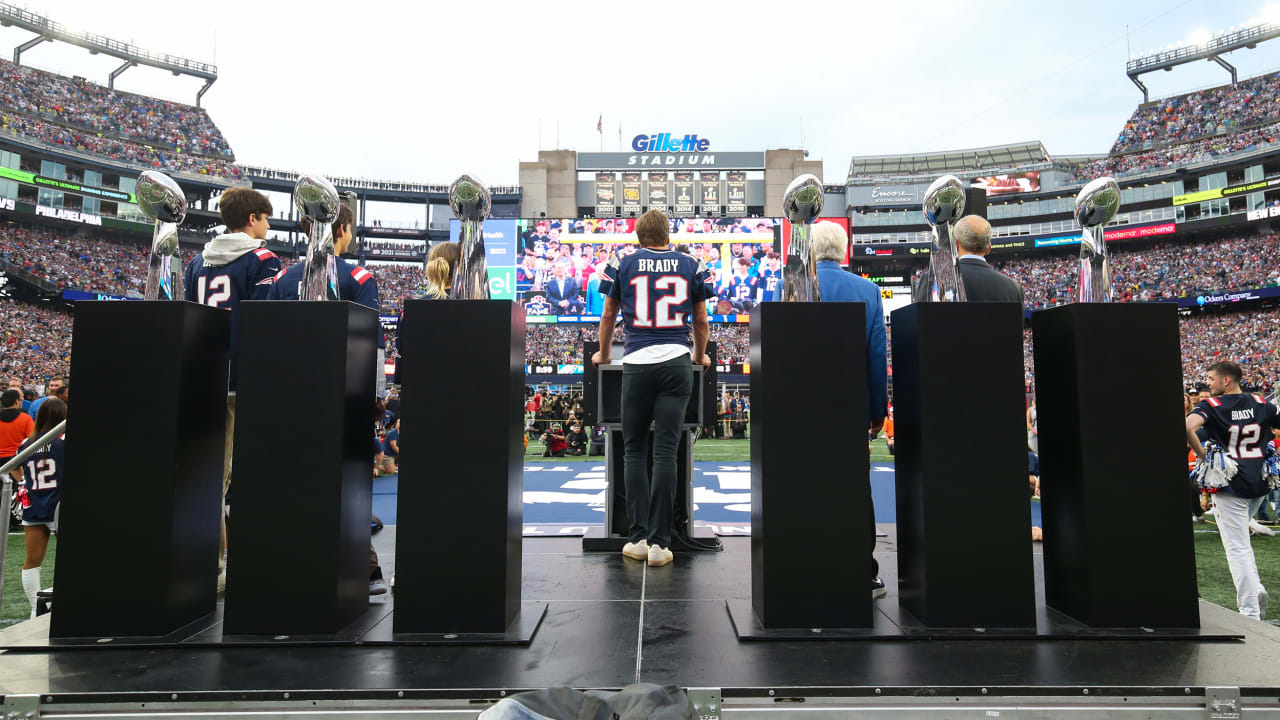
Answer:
[
  {"left": 647, "top": 173, "right": 668, "bottom": 213},
  {"left": 700, "top": 172, "right": 720, "bottom": 217},
  {"left": 726, "top": 170, "right": 747, "bottom": 216},
  {"left": 621, "top": 172, "right": 642, "bottom": 217},
  {"left": 672, "top": 172, "right": 695, "bottom": 217},
  {"left": 594, "top": 172, "right": 616, "bottom": 218}
]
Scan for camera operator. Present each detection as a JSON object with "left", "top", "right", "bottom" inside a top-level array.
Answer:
[
  {"left": 566, "top": 423, "right": 589, "bottom": 456},
  {"left": 541, "top": 422, "right": 568, "bottom": 457}
]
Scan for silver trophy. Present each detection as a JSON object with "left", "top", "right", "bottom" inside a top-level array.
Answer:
[
  {"left": 449, "top": 173, "right": 492, "bottom": 300},
  {"left": 1075, "top": 177, "right": 1121, "bottom": 303},
  {"left": 922, "top": 175, "right": 967, "bottom": 303},
  {"left": 780, "top": 174, "right": 824, "bottom": 302},
  {"left": 137, "top": 171, "right": 187, "bottom": 301},
  {"left": 294, "top": 173, "right": 342, "bottom": 302}
]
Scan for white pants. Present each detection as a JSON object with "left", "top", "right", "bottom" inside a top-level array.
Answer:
[{"left": 1213, "top": 492, "right": 1267, "bottom": 619}]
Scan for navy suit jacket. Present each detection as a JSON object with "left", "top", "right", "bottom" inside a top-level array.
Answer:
[
  {"left": 546, "top": 276, "right": 581, "bottom": 305},
  {"left": 815, "top": 260, "right": 889, "bottom": 423}
]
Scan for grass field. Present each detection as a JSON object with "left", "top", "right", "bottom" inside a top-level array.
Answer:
[{"left": 1, "top": 452, "right": 1274, "bottom": 626}]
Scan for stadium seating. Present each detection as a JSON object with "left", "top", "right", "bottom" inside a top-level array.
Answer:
[
  {"left": 0, "top": 59, "right": 241, "bottom": 178},
  {"left": 1110, "top": 72, "right": 1280, "bottom": 155}
]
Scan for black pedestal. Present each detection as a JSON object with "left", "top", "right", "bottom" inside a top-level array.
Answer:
[
  {"left": 750, "top": 302, "right": 871, "bottom": 628},
  {"left": 223, "top": 301, "right": 378, "bottom": 636},
  {"left": 890, "top": 303, "right": 1036, "bottom": 629},
  {"left": 1031, "top": 303, "right": 1199, "bottom": 628},
  {"left": 52, "top": 301, "right": 229, "bottom": 639},
  {"left": 394, "top": 300, "right": 524, "bottom": 634}
]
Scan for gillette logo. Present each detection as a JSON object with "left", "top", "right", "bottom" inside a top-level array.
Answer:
[{"left": 632, "top": 134, "right": 710, "bottom": 153}]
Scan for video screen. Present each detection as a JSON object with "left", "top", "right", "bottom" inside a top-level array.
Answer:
[{"left": 971, "top": 172, "right": 1040, "bottom": 196}]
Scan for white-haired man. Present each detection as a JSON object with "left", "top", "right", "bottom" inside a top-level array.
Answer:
[
  {"left": 911, "top": 216, "right": 1023, "bottom": 303},
  {"left": 811, "top": 220, "right": 890, "bottom": 599}
]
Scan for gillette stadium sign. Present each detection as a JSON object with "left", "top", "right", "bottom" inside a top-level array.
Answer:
[{"left": 578, "top": 135, "right": 763, "bottom": 171}]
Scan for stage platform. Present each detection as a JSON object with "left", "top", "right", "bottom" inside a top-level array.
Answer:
[{"left": 1, "top": 536, "right": 1279, "bottom": 718}]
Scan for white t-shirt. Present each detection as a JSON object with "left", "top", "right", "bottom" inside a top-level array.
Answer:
[{"left": 622, "top": 344, "right": 691, "bottom": 365}]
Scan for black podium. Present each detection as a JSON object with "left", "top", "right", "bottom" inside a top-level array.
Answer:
[
  {"left": 223, "top": 301, "right": 378, "bottom": 636},
  {"left": 1032, "top": 302, "right": 1199, "bottom": 629},
  {"left": 579, "top": 341, "right": 716, "bottom": 552},
  {"left": 53, "top": 301, "right": 229, "bottom": 639},
  {"left": 890, "top": 303, "right": 1036, "bottom": 629},
  {"left": 746, "top": 302, "right": 872, "bottom": 629},
  {"left": 394, "top": 300, "right": 530, "bottom": 636}
]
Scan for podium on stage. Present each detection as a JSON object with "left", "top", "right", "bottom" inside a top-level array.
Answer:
[
  {"left": 53, "top": 301, "right": 229, "bottom": 639},
  {"left": 890, "top": 302, "right": 1036, "bottom": 629},
  {"left": 579, "top": 341, "right": 716, "bottom": 551},
  {"left": 1032, "top": 302, "right": 1199, "bottom": 629},
  {"left": 747, "top": 302, "right": 872, "bottom": 629},
  {"left": 393, "top": 299, "right": 527, "bottom": 635},
  {"left": 223, "top": 301, "right": 378, "bottom": 636}
]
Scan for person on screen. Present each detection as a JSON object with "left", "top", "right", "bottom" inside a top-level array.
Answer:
[
  {"left": 584, "top": 267, "right": 607, "bottom": 316},
  {"left": 758, "top": 252, "right": 783, "bottom": 302},
  {"left": 739, "top": 243, "right": 760, "bottom": 276},
  {"left": 523, "top": 220, "right": 549, "bottom": 257},
  {"left": 547, "top": 263, "right": 585, "bottom": 315},
  {"left": 811, "top": 219, "right": 889, "bottom": 600},
  {"left": 727, "top": 258, "right": 760, "bottom": 309}
]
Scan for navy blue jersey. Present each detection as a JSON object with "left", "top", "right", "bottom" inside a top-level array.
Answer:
[
  {"left": 266, "top": 258, "right": 385, "bottom": 348},
  {"left": 1192, "top": 393, "right": 1280, "bottom": 498},
  {"left": 383, "top": 428, "right": 399, "bottom": 458},
  {"left": 18, "top": 434, "right": 63, "bottom": 523},
  {"left": 759, "top": 268, "right": 782, "bottom": 302},
  {"left": 184, "top": 245, "right": 282, "bottom": 391},
  {"left": 600, "top": 247, "right": 712, "bottom": 355},
  {"left": 728, "top": 274, "right": 759, "bottom": 303}
]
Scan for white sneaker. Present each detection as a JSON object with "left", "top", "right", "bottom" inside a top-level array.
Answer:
[
  {"left": 1250, "top": 520, "right": 1276, "bottom": 537},
  {"left": 622, "top": 540, "right": 648, "bottom": 561},
  {"left": 647, "top": 544, "right": 673, "bottom": 567}
]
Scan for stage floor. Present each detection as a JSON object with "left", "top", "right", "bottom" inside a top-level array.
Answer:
[{"left": 1, "top": 536, "right": 1279, "bottom": 705}]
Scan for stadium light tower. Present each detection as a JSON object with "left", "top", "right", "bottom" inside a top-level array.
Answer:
[
  {"left": 0, "top": 1, "right": 218, "bottom": 106},
  {"left": 1126, "top": 17, "right": 1280, "bottom": 102}
]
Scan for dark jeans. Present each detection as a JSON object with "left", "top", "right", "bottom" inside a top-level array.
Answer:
[{"left": 622, "top": 356, "right": 693, "bottom": 549}]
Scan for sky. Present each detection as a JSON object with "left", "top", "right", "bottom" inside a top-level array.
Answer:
[{"left": 5, "top": 0, "right": 1280, "bottom": 194}]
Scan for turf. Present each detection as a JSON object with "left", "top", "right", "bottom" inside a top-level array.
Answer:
[
  {"left": 525, "top": 434, "right": 897, "bottom": 463},
  {"left": 2, "top": 532, "right": 56, "bottom": 626}
]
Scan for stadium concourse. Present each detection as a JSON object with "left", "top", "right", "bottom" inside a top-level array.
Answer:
[{"left": 5, "top": 9, "right": 1280, "bottom": 714}]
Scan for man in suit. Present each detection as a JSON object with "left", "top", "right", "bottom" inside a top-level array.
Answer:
[
  {"left": 912, "top": 216, "right": 1023, "bottom": 303},
  {"left": 812, "top": 220, "right": 890, "bottom": 599},
  {"left": 546, "top": 262, "right": 585, "bottom": 315}
]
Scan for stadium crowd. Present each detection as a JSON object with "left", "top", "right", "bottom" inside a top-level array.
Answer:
[
  {"left": 0, "top": 111, "right": 242, "bottom": 178},
  {"left": 0, "top": 226, "right": 197, "bottom": 296},
  {"left": 0, "top": 299, "right": 72, "bottom": 388},
  {"left": 1078, "top": 121, "right": 1280, "bottom": 180},
  {"left": 993, "top": 233, "right": 1280, "bottom": 309},
  {"left": 0, "top": 59, "right": 234, "bottom": 158},
  {"left": 1110, "top": 72, "right": 1280, "bottom": 155}
]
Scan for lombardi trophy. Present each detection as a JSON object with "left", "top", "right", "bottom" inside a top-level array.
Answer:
[
  {"left": 295, "top": 174, "right": 342, "bottom": 301},
  {"left": 449, "top": 174, "right": 492, "bottom": 300},
  {"left": 923, "top": 174, "right": 967, "bottom": 302},
  {"left": 1075, "top": 176, "right": 1121, "bottom": 303},
  {"left": 780, "top": 173, "right": 824, "bottom": 302},
  {"left": 137, "top": 170, "right": 187, "bottom": 301}
]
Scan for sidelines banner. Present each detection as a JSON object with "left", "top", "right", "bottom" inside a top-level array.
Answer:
[
  {"left": 700, "top": 172, "right": 720, "bottom": 216},
  {"left": 672, "top": 172, "right": 695, "bottom": 217},
  {"left": 621, "top": 172, "right": 641, "bottom": 216},
  {"left": 726, "top": 170, "right": 747, "bottom": 215},
  {"left": 647, "top": 172, "right": 668, "bottom": 213}
]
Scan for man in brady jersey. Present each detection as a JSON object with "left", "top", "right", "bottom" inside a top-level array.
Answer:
[
  {"left": 758, "top": 252, "right": 783, "bottom": 303},
  {"left": 591, "top": 210, "right": 712, "bottom": 568},
  {"left": 10, "top": 397, "right": 66, "bottom": 618},
  {"left": 184, "top": 187, "right": 282, "bottom": 591},
  {"left": 1187, "top": 360, "right": 1280, "bottom": 620}
]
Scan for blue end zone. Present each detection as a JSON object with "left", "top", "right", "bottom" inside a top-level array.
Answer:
[{"left": 373, "top": 462, "right": 1044, "bottom": 528}]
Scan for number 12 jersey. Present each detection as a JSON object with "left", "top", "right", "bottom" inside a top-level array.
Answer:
[
  {"left": 1192, "top": 393, "right": 1280, "bottom": 498},
  {"left": 599, "top": 248, "right": 713, "bottom": 359}
]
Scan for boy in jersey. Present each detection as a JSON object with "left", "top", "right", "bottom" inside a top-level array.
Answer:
[
  {"left": 184, "top": 187, "right": 283, "bottom": 590},
  {"left": 11, "top": 398, "right": 66, "bottom": 618},
  {"left": 1187, "top": 361, "right": 1280, "bottom": 620},
  {"left": 758, "top": 252, "right": 783, "bottom": 303},
  {"left": 591, "top": 210, "right": 712, "bottom": 567},
  {"left": 727, "top": 258, "right": 760, "bottom": 310}
]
